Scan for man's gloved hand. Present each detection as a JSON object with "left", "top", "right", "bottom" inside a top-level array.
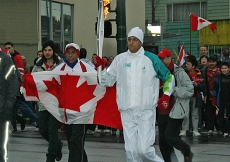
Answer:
[
  {"left": 212, "top": 97, "right": 217, "bottom": 106},
  {"left": 157, "top": 94, "right": 170, "bottom": 109},
  {"left": 93, "top": 56, "right": 105, "bottom": 70}
]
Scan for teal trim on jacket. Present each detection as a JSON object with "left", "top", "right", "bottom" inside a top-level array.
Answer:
[{"left": 144, "top": 51, "right": 173, "bottom": 95}]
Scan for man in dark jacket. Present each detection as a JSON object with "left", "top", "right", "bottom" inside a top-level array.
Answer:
[
  {"left": 32, "top": 40, "right": 63, "bottom": 162},
  {"left": 221, "top": 48, "right": 230, "bottom": 65},
  {"left": 0, "top": 51, "right": 20, "bottom": 161},
  {"left": 4, "top": 42, "right": 38, "bottom": 132},
  {"left": 201, "top": 56, "right": 221, "bottom": 135}
]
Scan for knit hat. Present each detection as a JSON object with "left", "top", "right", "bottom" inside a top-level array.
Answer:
[
  {"left": 64, "top": 43, "right": 80, "bottom": 56},
  {"left": 158, "top": 49, "right": 172, "bottom": 59},
  {"left": 127, "top": 27, "right": 144, "bottom": 43},
  {"left": 42, "top": 40, "right": 55, "bottom": 52}
]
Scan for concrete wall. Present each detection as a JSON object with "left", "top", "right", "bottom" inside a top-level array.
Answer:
[
  {"left": 0, "top": 0, "right": 145, "bottom": 65},
  {"left": 0, "top": 0, "right": 39, "bottom": 65}
]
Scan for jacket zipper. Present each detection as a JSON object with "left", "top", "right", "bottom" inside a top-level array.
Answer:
[{"left": 179, "top": 103, "right": 185, "bottom": 114}]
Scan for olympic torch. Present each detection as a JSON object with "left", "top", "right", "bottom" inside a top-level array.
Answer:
[{"left": 96, "top": 0, "right": 104, "bottom": 84}]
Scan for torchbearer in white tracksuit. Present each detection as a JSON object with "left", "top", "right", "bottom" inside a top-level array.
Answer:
[{"left": 94, "top": 27, "right": 175, "bottom": 162}]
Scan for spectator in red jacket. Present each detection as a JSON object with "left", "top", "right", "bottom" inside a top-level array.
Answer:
[
  {"left": 4, "top": 42, "right": 25, "bottom": 75},
  {"left": 4, "top": 42, "right": 38, "bottom": 132}
]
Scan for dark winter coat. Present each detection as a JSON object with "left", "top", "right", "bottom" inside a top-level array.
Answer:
[{"left": 0, "top": 51, "right": 20, "bottom": 121}]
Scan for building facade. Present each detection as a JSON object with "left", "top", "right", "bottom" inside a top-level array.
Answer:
[
  {"left": 0, "top": 0, "right": 145, "bottom": 64},
  {"left": 145, "top": 0, "right": 230, "bottom": 58}
]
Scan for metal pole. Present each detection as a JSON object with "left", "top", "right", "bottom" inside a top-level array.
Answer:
[
  {"left": 190, "top": 14, "right": 192, "bottom": 55},
  {"left": 116, "top": 0, "right": 127, "bottom": 54},
  {"left": 160, "top": 23, "right": 163, "bottom": 50}
]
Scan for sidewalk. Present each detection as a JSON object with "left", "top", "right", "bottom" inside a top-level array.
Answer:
[{"left": 7, "top": 125, "right": 230, "bottom": 162}]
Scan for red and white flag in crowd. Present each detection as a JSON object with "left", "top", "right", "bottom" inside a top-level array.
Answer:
[
  {"left": 178, "top": 44, "right": 185, "bottom": 67},
  {"left": 190, "top": 14, "right": 217, "bottom": 33},
  {"left": 21, "top": 71, "right": 122, "bottom": 130},
  {"left": 0, "top": 47, "right": 11, "bottom": 56}
]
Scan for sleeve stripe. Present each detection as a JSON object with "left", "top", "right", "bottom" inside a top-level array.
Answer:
[{"left": 163, "top": 74, "right": 175, "bottom": 95}]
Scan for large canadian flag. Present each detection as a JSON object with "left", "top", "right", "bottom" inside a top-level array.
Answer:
[
  {"left": 178, "top": 44, "right": 185, "bottom": 67},
  {"left": 190, "top": 14, "right": 217, "bottom": 33},
  {"left": 21, "top": 71, "right": 122, "bottom": 130}
]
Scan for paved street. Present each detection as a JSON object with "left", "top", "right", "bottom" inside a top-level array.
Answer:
[{"left": 7, "top": 125, "right": 230, "bottom": 162}]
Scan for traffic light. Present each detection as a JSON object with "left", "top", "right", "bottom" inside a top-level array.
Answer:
[
  {"left": 95, "top": 0, "right": 113, "bottom": 37},
  {"left": 104, "top": 20, "right": 112, "bottom": 37},
  {"left": 95, "top": 20, "right": 112, "bottom": 38}
]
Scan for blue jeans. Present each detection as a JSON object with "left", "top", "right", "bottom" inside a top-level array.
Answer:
[{"left": 12, "top": 96, "right": 38, "bottom": 126}]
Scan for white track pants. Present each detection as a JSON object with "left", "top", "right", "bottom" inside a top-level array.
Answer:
[{"left": 121, "top": 109, "right": 164, "bottom": 162}]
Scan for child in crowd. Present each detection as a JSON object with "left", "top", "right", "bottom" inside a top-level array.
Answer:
[
  {"left": 213, "top": 62, "right": 230, "bottom": 137},
  {"left": 180, "top": 55, "right": 203, "bottom": 137}
]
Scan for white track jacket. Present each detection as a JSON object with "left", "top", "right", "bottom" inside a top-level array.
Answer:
[{"left": 101, "top": 47, "right": 174, "bottom": 111}]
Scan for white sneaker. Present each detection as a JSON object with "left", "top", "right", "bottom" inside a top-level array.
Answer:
[
  {"left": 34, "top": 128, "right": 39, "bottom": 132},
  {"left": 179, "top": 130, "right": 186, "bottom": 136},
  {"left": 116, "top": 129, "right": 120, "bottom": 136},
  {"left": 223, "top": 133, "right": 229, "bottom": 137},
  {"left": 95, "top": 129, "right": 102, "bottom": 133},
  {"left": 208, "top": 130, "right": 213, "bottom": 136},
  {"left": 103, "top": 129, "right": 111, "bottom": 134},
  {"left": 31, "top": 122, "right": 37, "bottom": 127},
  {"left": 217, "top": 131, "right": 222, "bottom": 135},
  {"left": 193, "top": 130, "right": 201, "bottom": 136},
  {"left": 86, "top": 130, "right": 94, "bottom": 135}
]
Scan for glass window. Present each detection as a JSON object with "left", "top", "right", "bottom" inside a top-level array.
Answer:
[
  {"left": 167, "top": 2, "right": 207, "bottom": 22},
  {"left": 52, "top": 2, "right": 61, "bottom": 43},
  {"left": 41, "top": 0, "right": 73, "bottom": 48},
  {"left": 63, "top": 4, "right": 72, "bottom": 48},
  {"left": 41, "top": 0, "right": 50, "bottom": 44}
]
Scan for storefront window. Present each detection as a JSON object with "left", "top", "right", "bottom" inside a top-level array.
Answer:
[
  {"left": 41, "top": 0, "right": 73, "bottom": 49},
  {"left": 63, "top": 4, "right": 72, "bottom": 47},
  {"left": 41, "top": 0, "right": 50, "bottom": 44},
  {"left": 52, "top": 2, "right": 61, "bottom": 43}
]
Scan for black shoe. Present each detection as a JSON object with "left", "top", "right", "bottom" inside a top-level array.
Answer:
[
  {"left": 12, "top": 129, "right": 17, "bottom": 133},
  {"left": 56, "top": 141, "right": 63, "bottom": 161},
  {"left": 21, "top": 119, "right": 26, "bottom": 130},
  {"left": 185, "top": 152, "right": 194, "bottom": 162}
]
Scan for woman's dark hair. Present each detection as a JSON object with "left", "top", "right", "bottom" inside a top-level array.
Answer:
[
  {"left": 102, "top": 56, "right": 108, "bottom": 61},
  {"left": 199, "top": 55, "right": 208, "bottom": 63},
  {"left": 187, "top": 55, "right": 198, "bottom": 67}
]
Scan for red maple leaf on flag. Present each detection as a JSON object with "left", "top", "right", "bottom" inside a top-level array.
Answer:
[
  {"left": 43, "top": 77, "right": 60, "bottom": 100},
  {"left": 43, "top": 74, "right": 97, "bottom": 122},
  {"left": 199, "top": 19, "right": 206, "bottom": 23}
]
